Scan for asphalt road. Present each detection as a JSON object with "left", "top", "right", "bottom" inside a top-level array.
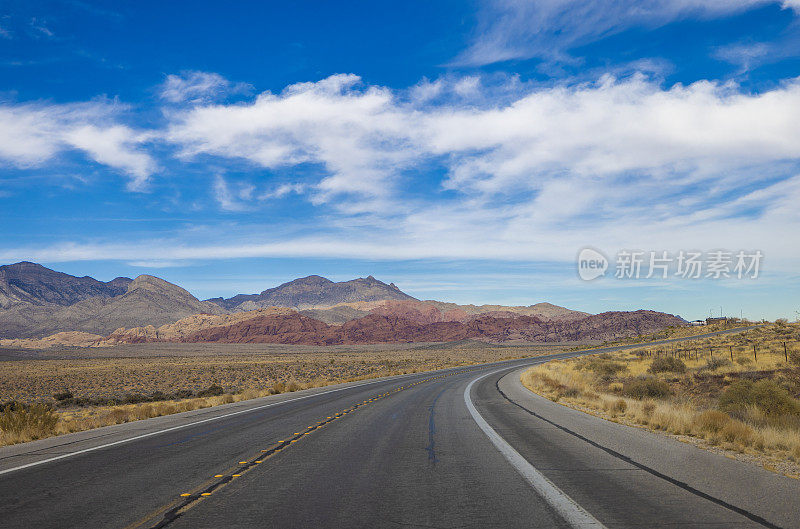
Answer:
[{"left": 2, "top": 326, "right": 797, "bottom": 529}]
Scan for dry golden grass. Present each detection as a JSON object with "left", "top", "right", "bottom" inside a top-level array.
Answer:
[
  {"left": 522, "top": 322, "right": 800, "bottom": 473},
  {"left": 0, "top": 341, "right": 568, "bottom": 447},
  {"left": 603, "top": 319, "right": 759, "bottom": 344}
]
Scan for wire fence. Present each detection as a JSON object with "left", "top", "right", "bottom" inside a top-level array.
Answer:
[{"left": 633, "top": 341, "right": 798, "bottom": 364}]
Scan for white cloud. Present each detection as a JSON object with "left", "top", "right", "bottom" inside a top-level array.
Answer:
[
  {"left": 259, "top": 183, "right": 306, "bottom": 200},
  {"left": 213, "top": 174, "right": 255, "bottom": 211},
  {"left": 127, "top": 260, "right": 183, "bottom": 268},
  {"left": 713, "top": 41, "right": 773, "bottom": 71},
  {"left": 29, "top": 17, "right": 54, "bottom": 38},
  {"left": 166, "top": 73, "right": 800, "bottom": 205},
  {"left": 454, "top": 0, "right": 791, "bottom": 66},
  {"left": 783, "top": 0, "right": 800, "bottom": 11},
  {"left": 167, "top": 74, "right": 416, "bottom": 207},
  {"left": 4, "top": 71, "right": 800, "bottom": 285},
  {"left": 0, "top": 101, "right": 156, "bottom": 188},
  {"left": 64, "top": 125, "right": 155, "bottom": 190},
  {"left": 160, "top": 71, "right": 252, "bottom": 104},
  {"left": 427, "top": 75, "right": 800, "bottom": 194},
  {"left": 148, "top": 72, "right": 800, "bottom": 274}
]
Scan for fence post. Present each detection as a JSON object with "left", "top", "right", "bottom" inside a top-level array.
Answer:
[
  {"left": 710, "top": 346, "right": 713, "bottom": 358},
  {"left": 729, "top": 345, "right": 733, "bottom": 362},
  {"left": 785, "top": 342, "right": 788, "bottom": 362},
  {"left": 753, "top": 344, "right": 757, "bottom": 363}
]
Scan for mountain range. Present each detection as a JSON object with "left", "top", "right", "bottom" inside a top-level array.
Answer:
[
  {"left": 0, "top": 263, "right": 224, "bottom": 338},
  {"left": 0, "top": 261, "right": 686, "bottom": 346},
  {"left": 206, "top": 275, "right": 416, "bottom": 311}
]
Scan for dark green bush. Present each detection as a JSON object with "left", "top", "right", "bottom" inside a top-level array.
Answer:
[
  {"left": 122, "top": 393, "right": 149, "bottom": 404},
  {"left": 561, "top": 387, "right": 580, "bottom": 398},
  {"left": 149, "top": 391, "right": 168, "bottom": 401},
  {"left": 581, "top": 359, "right": 627, "bottom": 380},
  {"left": 197, "top": 384, "right": 224, "bottom": 397},
  {"left": 718, "top": 379, "right": 800, "bottom": 417},
  {"left": 622, "top": 377, "right": 672, "bottom": 400},
  {"left": 52, "top": 390, "right": 74, "bottom": 401},
  {"left": 648, "top": 356, "right": 686, "bottom": 374},
  {"left": 703, "top": 357, "right": 732, "bottom": 371}
]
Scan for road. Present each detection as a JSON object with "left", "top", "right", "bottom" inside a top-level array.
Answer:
[{"left": 1, "top": 326, "right": 797, "bottom": 529}]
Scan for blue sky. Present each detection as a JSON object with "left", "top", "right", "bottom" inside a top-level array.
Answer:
[{"left": 1, "top": 0, "right": 799, "bottom": 320}]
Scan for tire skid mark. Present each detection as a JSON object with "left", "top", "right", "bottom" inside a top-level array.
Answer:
[{"left": 425, "top": 387, "right": 447, "bottom": 466}]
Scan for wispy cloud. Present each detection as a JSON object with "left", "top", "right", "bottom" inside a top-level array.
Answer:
[
  {"left": 127, "top": 260, "right": 184, "bottom": 268},
  {"left": 712, "top": 24, "right": 800, "bottom": 73},
  {"left": 29, "top": 17, "right": 54, "bottom": 38},
  {"left": 453, "top": 0, "right": 794, "bottom": 67},
  {"left": 213, "top": 174, "right": 255, "bottom": 212},
  {"left": 160, "top": 71, "right": 252, "bottom": 104},
  {"left": 259, "top": 182, "right": 306, "bottom": 200}
]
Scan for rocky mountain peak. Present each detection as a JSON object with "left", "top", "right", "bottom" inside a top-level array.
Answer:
[
  {"left": 209, "top": 274, "right": 417, "bottom": 311},
  {"left": 127, "top": 275, "right": 199, "bottom": 301}
]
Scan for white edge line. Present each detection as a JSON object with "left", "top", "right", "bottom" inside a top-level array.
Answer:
[
  {"left": 464, "top": 368, "right": 607, "bottom": 529},
  {"left": 0, "top": 373, "right": 424, "bottom": 477}
]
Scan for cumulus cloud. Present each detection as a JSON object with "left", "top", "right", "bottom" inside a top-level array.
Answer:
[
  {"left": 150, "top": 72, "right": 800, "bottom": 270},
  {"left": 454, "top": 0, "right": 792, "bottom": 66},
  {"left": 166, "top": 73, "right": 800, "bottom": 203},
  {"left": 167, "top": 74, "right": 416, "bottom": 206},
  {"left": 0, "top": 100, "right": 156, "bottom": 189},
  {"left": 4, "top": 71, "right": 800, "bottom": 276},
  {"left": 160, "top": 71, "right": 252, "bottom": 104}
]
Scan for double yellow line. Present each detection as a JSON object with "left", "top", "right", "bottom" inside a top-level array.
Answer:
[{"left": 130, "top": 368, "right": 476, "bottom": 529}]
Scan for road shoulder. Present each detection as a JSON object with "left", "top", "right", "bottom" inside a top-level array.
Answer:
[{"left": 504, "top": 367, "right": 800, "bottom": 528}]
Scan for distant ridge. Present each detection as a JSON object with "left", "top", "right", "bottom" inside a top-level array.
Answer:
[
  {"left": 169, "top": 309, "right": 685, "bottom": 345},
  {"left": 0, "top": 264, "right": 222, "bottom": 338},
  {"left": 0, "top": 261, "right": 688, "bottom": 345},
  {"left": 0, "top": 261, "right": 131, "bottom": 308},
  {"left": 207, "top": 274, "right": 417, "bottom": 311}
]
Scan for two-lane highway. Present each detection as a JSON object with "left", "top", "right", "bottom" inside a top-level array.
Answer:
[{"left": 1, "top": 328, "right": 797, "bottom": 528}]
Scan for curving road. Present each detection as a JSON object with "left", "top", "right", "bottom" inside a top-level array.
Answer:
[{"left": 1, "top": 327, "right": 797, "bottom": 529}]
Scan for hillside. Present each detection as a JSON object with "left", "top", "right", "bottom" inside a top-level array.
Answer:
[
  {"left": 0, "top": 262, "right": 684, "bottom": 345},
  {"left": 152, "top": 309, "right": 684, "bottom": 345},
  {"left": 0, "top": 261, "right": 131, "bottom": 309},
  {"left": 0, "top": 273, "right": 224, "bottom": 338},
  {"left": 366, "top": 300, "right": 589, "bottom": 324},
  {"left": 206, "top": 275, "right": 417, "bottom": 311}
]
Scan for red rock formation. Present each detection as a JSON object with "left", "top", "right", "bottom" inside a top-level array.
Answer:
[
  {"left": 368, "top": 300, "right": 465, "bottom": 324},
  {"left": 166, "top": 309, "right": 685, "bottom": 345},
  {"left": 181, "top": 314, "right": 335, "bottom": 345}
]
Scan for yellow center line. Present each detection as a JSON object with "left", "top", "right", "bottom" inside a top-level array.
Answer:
[{"left": 137, "top": 367, "right": 478, "bottom": 529}]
